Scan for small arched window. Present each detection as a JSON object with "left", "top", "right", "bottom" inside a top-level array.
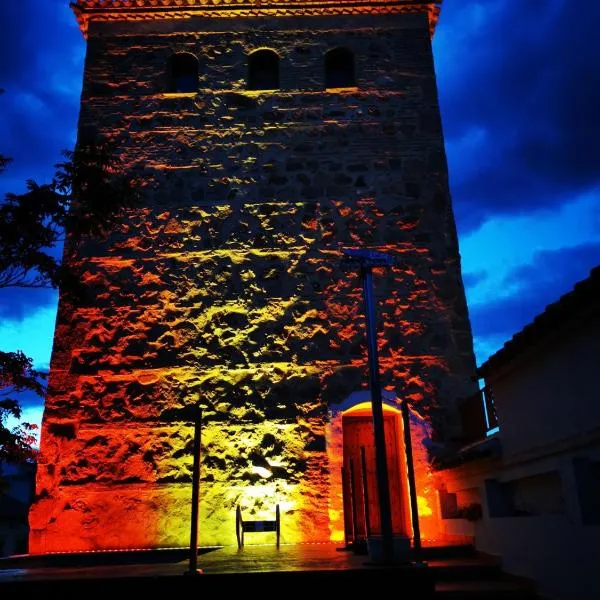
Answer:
[
  {"left": 248, "top": 49, "right": 280, "bottom": 91},
  {"left": 325, "top": 47, "right": 355, "bottom": 89},
  {"left": 168, "top": 52, "right": 199, "bottom": 93}
]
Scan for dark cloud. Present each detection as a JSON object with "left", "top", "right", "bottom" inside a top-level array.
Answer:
[
  {"left": 0, "top": 3, "right": 79, "bottom": 326},
  {"left": 437, "top": 0, "right": 600, "bottom": 232},
  {"left": 593, "top": 203, "right": 600, "bottom": 234},
  {"left": 469, "top": 243, "right": 600, "bottom": 340},
  {"left": 462, "top": 270, "right": 487, "bottom": 292},
  {"left": 9, "top": 381, "right": 48, "bottom": 411},
  {"left": 0, "top": 1, "right": 84, "bottom": 198},
  {"left": 0, "top": 287, "right": 58, "bottom": 321}
]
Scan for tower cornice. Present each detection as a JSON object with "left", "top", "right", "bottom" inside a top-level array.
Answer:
[{"left": 71, "top": 1, "right": 441, "bottom": 37}]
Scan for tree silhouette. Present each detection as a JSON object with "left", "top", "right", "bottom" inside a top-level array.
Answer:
[
  {"left": 0, "top": 125, "right": 140, "bottom": 477},
  {"left": 0, "top": 147, "right": 39, "bottom": 481},
  {"left": 0, "top": 351, "right": 41, "bottom": 481},
  {"left": 0, "top": 142, "right": 139, "bottom": 289}
]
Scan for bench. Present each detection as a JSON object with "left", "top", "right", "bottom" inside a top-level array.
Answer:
[{"left": 236, "top": 504, "right": 280, "bottom": 549}]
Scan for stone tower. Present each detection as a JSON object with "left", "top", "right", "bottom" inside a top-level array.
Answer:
[{"left": 30, "top": 0, "right": 477, "bottom": 552}]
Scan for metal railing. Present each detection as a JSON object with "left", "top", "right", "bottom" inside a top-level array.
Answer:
[{"left": 460, "top": 386, "right": 499, "bottom": 442}]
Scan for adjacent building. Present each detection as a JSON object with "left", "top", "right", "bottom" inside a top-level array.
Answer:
[{"left": 436, "top": 266, "right": 600, "bottom": 600}]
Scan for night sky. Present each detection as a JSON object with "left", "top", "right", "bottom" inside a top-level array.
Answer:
[{"left": 1, "top": 0, "right": 599, "bottom": 430}]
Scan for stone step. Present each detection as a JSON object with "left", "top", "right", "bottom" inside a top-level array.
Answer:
[
  {"left": 424, "top": 551, "right": 540, "bottom": 598},
  {"left": 427, "top": 557, "right": 505, "bottom": 581},
  {"left": 435, "top": 579, "right": 538, "bottom": 599},
  {"left": 419, "top": 543, "right": 478, "bottom": 560}
]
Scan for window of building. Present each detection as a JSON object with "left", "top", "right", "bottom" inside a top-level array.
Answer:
[
  {"left": 248, "top": 49, "right": 280, "bottom": 91},
  {"left": 573, "top": 458, "right": 600, "bottom": 525},
  {"left": 168, "top": 52, "right": 199, "bottom": 93},
  {"left": 439, "top": 486, "right": 483, "bottom": 520},
  {"left": 486, "top": 471, "right": 565, "bottom": 518},
  {"left": 325, "top": 47, "right": 355, "bottom": 89}
]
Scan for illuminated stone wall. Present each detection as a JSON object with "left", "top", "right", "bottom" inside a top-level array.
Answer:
[{"left": 30, "top": 10, "right": 477, "bottom": 552}]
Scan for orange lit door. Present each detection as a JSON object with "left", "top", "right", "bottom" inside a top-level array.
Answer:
[{"left": 342, "top": 414, "right": 408, "bottom": 541}]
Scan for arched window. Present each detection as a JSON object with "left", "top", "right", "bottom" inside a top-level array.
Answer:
[
  {"left": 168, "top": 52, "right": 199, "bottom": 93},
  {"left": 325, "top": 47, "right": 355, "bottom": 89},
  {"left": 248, "top": 49, "right": 280, "bottom": 91}
]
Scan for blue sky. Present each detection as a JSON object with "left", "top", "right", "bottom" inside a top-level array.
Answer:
[{"left": 1, "top": 0, "right": 599, "bottom": 432}]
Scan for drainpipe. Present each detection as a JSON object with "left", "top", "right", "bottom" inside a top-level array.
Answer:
[{"left": 401, "top": 399, "right": 422, "bottom": 560}]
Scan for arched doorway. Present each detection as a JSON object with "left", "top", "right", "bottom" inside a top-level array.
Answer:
[{"left": 342, "top": 402, "right": 410, "bottom": 544}]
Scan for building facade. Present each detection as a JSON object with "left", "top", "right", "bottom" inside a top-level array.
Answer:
[
  {"left": 29, "top": 0, "right": 477, "bottom": 552},
  {"left": 436, "top": 267, "right": 600, "bottom": 600}
]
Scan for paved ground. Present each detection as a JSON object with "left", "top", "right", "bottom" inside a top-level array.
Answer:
[
  {"left": 0, "top": 543, "right": 408, "bottom": 580},
  {"left": 0, "top": 543, "right": 438, "bottom": 597},
  {"left": 0, "top": 544, "right": 541, "bottom": 598}
]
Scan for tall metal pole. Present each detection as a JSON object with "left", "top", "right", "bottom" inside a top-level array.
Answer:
[
  {"left": 185, "top": 404, "right": 203, "bottom": 576},
  {"left": 361, "top": 265, "right": 394, "bottom": 563}
]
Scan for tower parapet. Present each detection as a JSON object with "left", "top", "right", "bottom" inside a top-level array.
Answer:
[{"left": 71, "top": 0, "right": 442, "bottom": 36}]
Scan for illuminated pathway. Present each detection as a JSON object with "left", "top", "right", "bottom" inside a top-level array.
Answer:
[{"left": 0, "top": 545, "right": 538, "bottom": 597}]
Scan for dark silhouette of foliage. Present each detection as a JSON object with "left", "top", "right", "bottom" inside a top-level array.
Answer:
[
  {"left": 0, "top": 127, "right": 141, "bottom": 474},
  {"left": 0, "top": 93, "right": 9, "bottom": 176},
  {"left": 0, "top": 141, "right": 140, "bottom": 289},
  {"left": 0, "top": 352, "right": 41, "bottom": 466}
]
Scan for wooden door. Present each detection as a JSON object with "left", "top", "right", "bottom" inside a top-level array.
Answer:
[{"left": 342, "top": 414, "right": 407, "bottom": 541}]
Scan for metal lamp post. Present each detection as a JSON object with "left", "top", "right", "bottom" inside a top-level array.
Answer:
[
  {"left": 342, "top": 248, "right": 395, "bottom": 563},
  {"left": 185, "top": 404, "right": 204, "bottom": 576}
]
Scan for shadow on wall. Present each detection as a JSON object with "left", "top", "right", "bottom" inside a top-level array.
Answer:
[{"left": 0, "top": 461, "right": 36, "bottom": 557}]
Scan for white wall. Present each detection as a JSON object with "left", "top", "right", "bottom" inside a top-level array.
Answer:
[
  {"left": 439, "top": 313, "right": 600, "bottom": 600},
  {"left": 474, "top": 448, "right": 600, "bottom": 600},
  {"left": 476, "top": 513, "right": 600, "bottom": 600},
  {"left": 491, "top": 318, "right": 600, "bottom": 459}
]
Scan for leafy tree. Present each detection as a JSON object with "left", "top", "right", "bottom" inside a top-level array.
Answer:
[
  {"left": 0, "top": 352, "right": 41, "bottom": 470},
  {"left": 0, "top": 142, "right": 140, "bottom": 289},
  {"left": 0, "top": 126, "right": 140, "bottom": 476},
  {"left": 0, "top": 149, "right": 40, "bottom": 483}
]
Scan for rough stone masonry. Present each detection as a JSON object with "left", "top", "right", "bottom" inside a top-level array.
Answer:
[{"left": 29, "top": 1, "right": 478, "bottom": 552}]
